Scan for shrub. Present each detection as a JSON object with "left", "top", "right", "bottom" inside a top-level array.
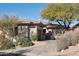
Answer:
[
  {"left": 0, "top": 39, "right": 15, "bottom": 50},
  {"left": 70, "top": 29, "right": 79, "bottom": 46},
  {"left": 0, "top": 30, "right": 5, "bottom": 43},
  {"left": 31, "top": 35, "right": 38, "bottom": 41},
  {"left": 61, "top": 29, "right": 79, "bottom": 46},
  {"left": 55, "top": 37, "right": 69, "bottom": 51},
  {"left": 55, "top": 28, "right": 79, "bottom": 51},
  {"left": 16, "top": 38, "right": 33, "bottom": 47}
]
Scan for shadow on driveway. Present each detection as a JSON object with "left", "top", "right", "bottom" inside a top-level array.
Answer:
[
  {"left": 0, "top": 52, "right": 25, "bottom": 56},
  {"left": 0, "top": 49, "right": 32, "bottom": 56}
]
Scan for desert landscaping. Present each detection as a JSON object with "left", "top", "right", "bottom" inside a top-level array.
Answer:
[{"left": 0, "top": 3, "right": 79, "bottom": 56}]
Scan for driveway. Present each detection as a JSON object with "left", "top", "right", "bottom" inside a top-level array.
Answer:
[{"left": 0, "top": 40, "right": 61, "bottom": 56}]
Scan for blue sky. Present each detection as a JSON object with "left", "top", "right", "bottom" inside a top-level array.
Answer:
[
  {"left": 0, "top": 3, "right": 47, "bottom": 21},
  {"left": 0, "top": 3, "right": 79, "bottom": 27}
]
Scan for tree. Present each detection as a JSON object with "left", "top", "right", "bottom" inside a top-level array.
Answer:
[
  {"left": 41, "top": 4, "right": 79, "bottom": 30},
  {"left": 0, "top": 15, "right": 18, "bottom": 40}
]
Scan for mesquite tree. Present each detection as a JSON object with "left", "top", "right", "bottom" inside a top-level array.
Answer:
[{"left": 41, "top": 4, "right": 79, "bottom": 30}]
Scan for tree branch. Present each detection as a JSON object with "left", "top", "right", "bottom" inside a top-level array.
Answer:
[
  {"left": 56, "top": 20, "right": 65, "bottom": 28},
  {"left": 66, "top": 19, "right": 71, "bottom": 28},
  {"left": 59, "top": 20, "right": 67, "bottom": 28}
]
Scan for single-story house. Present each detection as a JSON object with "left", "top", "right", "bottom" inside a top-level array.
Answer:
[
  {"left": 14, "top": 20, "right": 64, "bottom": 40},
  {"left": 15, "top": 20, "right": 47, "bottom": 40},
  {"left": 46, "top": 23, "right": 64, "bottom": 34}
]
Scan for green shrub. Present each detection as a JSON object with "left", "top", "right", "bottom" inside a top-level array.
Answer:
[
  {"left": 0, "top": 39, "right": 15, "bottom": 50},
  {"left": 16, "top": 38, "right": 33, "bottom": 47},
  {"left": 31, "top": 35, "right": 38, "bottom": 41}
]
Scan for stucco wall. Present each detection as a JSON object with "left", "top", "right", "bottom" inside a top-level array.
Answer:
[{"left": 30, "top": 26, "right": 37, "bottom": 38}]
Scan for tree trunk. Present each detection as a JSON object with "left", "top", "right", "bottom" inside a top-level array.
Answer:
[
  {"left": 57, "top": 20, "right": 65, "bottom": 28},
  {"left": 57, "top": 20, "right": 70, "bottom": 31}
]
